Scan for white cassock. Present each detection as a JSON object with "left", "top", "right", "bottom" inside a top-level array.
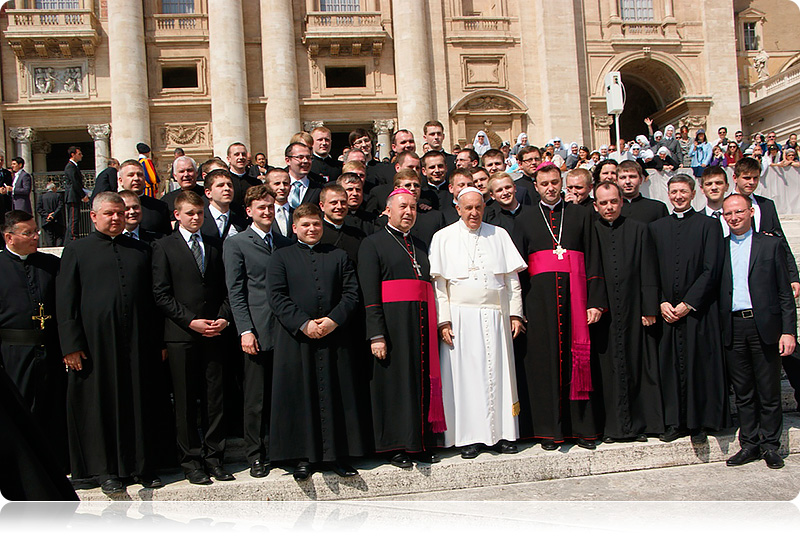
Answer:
[{"left": 429, "top": 219, "right": 527, "bottom": 447}]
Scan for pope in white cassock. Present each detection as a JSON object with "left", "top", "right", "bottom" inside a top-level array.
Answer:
[{"left": 429, "top": 187, "right": 528, "bottom": 459}]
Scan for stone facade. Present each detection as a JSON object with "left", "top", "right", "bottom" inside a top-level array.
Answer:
[{"left": 0, "top": 0, "right": 783, "bottom": 174}]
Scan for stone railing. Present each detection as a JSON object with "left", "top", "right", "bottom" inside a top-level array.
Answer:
[
  {"left": 305, "top": 11, "right": 382, "bottom": 30},
  {"left": 748, "top": 63, "right": 800, "bottom": 102},
  {"left": 34, "top": 171, "right": 95, "bottom": 193},
  {"left": 450, "top": 16, "right": 511, "bottom": 32},
  {"left": 148, "top": 13, "right": 209, "bottom": 36},
  {"left": 6, "top": 8, "right": 95, "bottom": 29},
  {"left": 620, "top": 21, "right": 665, "bottom": 37}
]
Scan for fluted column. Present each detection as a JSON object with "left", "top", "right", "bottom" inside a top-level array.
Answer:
[
  {"left": 262, "top": 0, "right": 301, "bottom": 164},
  {"left": 374, "top": 119, "right": 394, "bottom": 161},
  {"left": 209, "top": 0, "right": 250, "bottom": 156},
  {"left": 88, "top": 123, "right": 111, "bottom": 173},
  {"left": 9, "top": 127, "right": 34, "bottom": 173},
  {"left": 391, "top": 0, "right": 434, "bottom": 142},
  {"left": 32, "top": 140, "right": 51, "bottom": 173},
  {"left": 107, "top": 0, "right": 150, "bottom": 161}
]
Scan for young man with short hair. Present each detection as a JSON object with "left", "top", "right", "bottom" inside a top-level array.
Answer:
[
  {"left": 699, "top": 166, "right": 731, "bottom": 236},
  {"left": 441, "top": 169, "right": 475, "bottom": 225},
  {"left": 318, "top": 183, "right": 367, "bottom": 264},
  {"left": 311, "top": 126, "right": 342, "bottom": 182},
  {"left": 201, "top": 169, "right": 247, "bottom": 239},
  {"left": 616, "top": 160, "right": 668, "bottom": 224},
  {"left": 265, "top": 168, "right": 294, "bottom": 240}
]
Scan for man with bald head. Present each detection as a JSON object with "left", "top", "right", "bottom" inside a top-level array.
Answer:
[{"left": 429, "top": 187, "right": 526, "bottom": 459}]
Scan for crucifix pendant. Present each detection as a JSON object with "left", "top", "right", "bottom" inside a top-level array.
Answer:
[
  {"left": 32, "top": 303, "right": 51, "bottom": 331},
  {"left": 553, "top": 244, "right": 566, "bottom": 260},
  {"left": 413, "top": 260, "right": 422, "bottom": 277}
]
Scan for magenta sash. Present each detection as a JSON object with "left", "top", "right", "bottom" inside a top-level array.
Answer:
[
  {"left": 528, "top": 250, "right": 592, "bottom": 401},
  {"left": 381, "top": 279, "right": 447, "bottom": 433}
]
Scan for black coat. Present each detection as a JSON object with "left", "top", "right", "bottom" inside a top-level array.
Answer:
[
  {"left": 63, "top": 161, "right": 84, "bottom": 205},
  {"left": 621, "top": 194, "right": 669, "bottom": 224},
  {"left": 200, "top": 205, "right": 248, "bottom": 239},
  {"left": 90, "top": 166, "right": 117, "bottom": 204},
  {"left": 754, "top": 194, "right": 800, "bottom": 284},
  {"left": 311, "top": 154, "right": 343, "bottom": 183},
  {"left": 36, "top": 190, "right": 65, "bottom": 227},
  {"left": 139, "top": 194, "right": 172, "bottom": 236}
]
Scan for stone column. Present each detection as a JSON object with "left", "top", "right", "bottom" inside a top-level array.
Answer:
[
  {"left": 32, "top": 140, "right": 51, "bottom": 173},
  {"left": 9, "top": 127, "right": 34, "bottom": 173},
  {"left": 391, "top": 0, "right": 434, "bottom": 142},
  {"left": 373, "top": 119, "right": 394, "bottom": 161},
  {"left": 592, "top": 114, "right": 614, "bottom": 148},
  {"left": 107, "top": 0, "right": 150, "bottom": 161},
  {"left": 209, "top": 0, "right": 250, "bottom": 157},
  {"left": 88, "top": 123, "right": 111, "bottom": 173},
  {"left": 664, "top": 0, "right": 675, "bottom": 19},
  {"left": 261, "top": 0, "right": 301, "bottom": 164}
]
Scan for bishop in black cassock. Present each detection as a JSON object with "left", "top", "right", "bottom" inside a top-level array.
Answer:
[
  {"left": 592, "top": 184, "right": 664, "bottom": 441},
  {"left": 56, "top": 193, "right": 162, "bottom": 490},
  {"left": 515, "top": 166, "right": 607, "bottom": 448},
  {"left": 649, "top": 176, "right": 730, "bottom": 441}
]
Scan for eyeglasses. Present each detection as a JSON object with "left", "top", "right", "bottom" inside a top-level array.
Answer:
[
  {"left": 722, "top": 209, "right": 749, "bottom": 217},
  {"left": 12, "top": 228, "right": 40, "bottom": 238},
  {"left": 289, "top": 155, "right": 312, "bottom": 161}
]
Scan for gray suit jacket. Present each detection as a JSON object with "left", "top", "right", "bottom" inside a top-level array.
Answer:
[
  {"left": 223, "top": 225, "right": 293, "bottom": 352},
  {"left": 12, "top": 170, "right": 32, "bottom": 213}
]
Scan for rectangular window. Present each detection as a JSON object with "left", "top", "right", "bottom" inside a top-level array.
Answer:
[
  {"left": 319, "top": 0, "right": 360, "bottom": 11},
  {"left": 325, "top": 66, "right": 366, "bottom": 88},
  {"left": 620, "top": 0, "right": 654, "bottom": 21},
  {"left": 743, "top": 22, "right": 758, "bottom": 51},
  {"left": 35, "top": 0, "right": 80, "bottom": 8},
  {"left": 161, "top": 0, "right": 195, "bottom": 14},
  {"left": 162, "top": 66, "right": 198, "bottom": 89}
]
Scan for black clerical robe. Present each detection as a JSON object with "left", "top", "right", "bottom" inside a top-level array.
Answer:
[
  {"left": 319, "top": 220, "right": 366, "bottom": 266},
  {"left": 649, "top": 209, "right": 730, "bottom": 431},
  {"left": 358, "top": 226, "right": 442, "bottom": 452},
  {"left": 621, "top": 194, "right": 669, "bottom": 224},
  {"left": 592, "top": 216, "right": 664, "bottom": 439},
  {"left": 267, "top": 242, "right": 366, "bottom": 463},
  {"left": 0, "top": 249, "right": 67, "bottom": 466},
  {"left": 345, "top": 208, "right": 377, "bottom": 235},
  {"left": 516, "top": 201, "right": 607, "bottom": 442},
  {"left": 311, "top": 154, "right": 343, "bottom": 183},
  {"left": 375, "top": 208, "right": 446, "bottom": 251},
  {"left": 56, "top": 231, "right": 162, "bottom": 479}
]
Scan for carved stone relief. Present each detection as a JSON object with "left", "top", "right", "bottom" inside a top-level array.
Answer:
[
  {"left": 160, "top": 123, "right": 209, "bottom": 147},
  {"left": 26, "top": 61, "right": 88, "bottom": 99},
  {"left": 464, "top": 95, "right": 514, "bottom": 111},
  {"left": 462, "top": 55, "right": 507, "bottom": 89}
]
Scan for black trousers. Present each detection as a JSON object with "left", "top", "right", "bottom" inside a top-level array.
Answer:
[
  {"left": 242, "top": 350, "right": 273, "bottom": 465},
  {"left": 64, "top": 203, "right": 80, "bottom": 242},
  {"left": 782, "top": 352, "right": 800, "bottom": 408},
  {"left": 41, "top": 224, "right": 64, "bottom": 247},
  {"left": 725, "top": 316, "right": 783, "bottom": 452},
  {"left": 167, "top": 340, "right": 226, "bottom": 474}
]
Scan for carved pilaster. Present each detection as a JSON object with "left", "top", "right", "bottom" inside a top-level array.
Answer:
[
  {"left": 87, "top": 123, "right": 111, "bottom": 141},
  {"left": 303, "top": 120, "right": 325, "bottom": 132},
  {"left": 9, "top": 127, "right": 35, "bottom": 142},
  {"left": 373, "top": 119, "right": 394, "bottom": 135}
]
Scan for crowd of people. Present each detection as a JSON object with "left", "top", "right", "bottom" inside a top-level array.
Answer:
[{"left": 1, "top": 119, "right": 799, "bottom": 501}]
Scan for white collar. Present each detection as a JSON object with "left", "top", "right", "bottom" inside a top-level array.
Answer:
[
  {"left": 540, "top": 199, "right": 562, "bottom": 211},
  {"left": 5, "top": 246, "right": 28, "bottom": 260},
  {"left": 387, "top": 223, "right": 410, "bottom": 238},
  {"left": 125, "top": 225, "right": 141, "bottom": 239},
  {"left": 208, "top": 204, "right": 230, "bottom": 220},
  {"left": 674, "top": 208, "right": 690, "bottom": 218},
  {"left": 324, "top": 217, "right": 343, "bottom": 230},
  {"left": 178, "top": 225, "right": 201, "bottom": 243},
  {"left": 250, "top": 223, "right": 272, "bottom": 240}
]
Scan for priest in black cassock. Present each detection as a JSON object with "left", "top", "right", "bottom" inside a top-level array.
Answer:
[
  {"left": 0, "top": 211, "right": 67, "bottom": 469},
  {"left": 591, "top": 183, "right": 664, "bottom": 442},
  {"left": 318, "top": 183, "right": 367, "bottom": 265},
  {"left": 616, "top": 160, "right": 669, "bottom": 224},
  {"left": 56, "top": 192, "right": 163, "bottom": 494},
  {"left": 649, "top": 174, "right": 730, "bottom": 442},
  {"left": 515, "top": 163, "right": 607, "bottom": 450},
  {"left": 267, "top": 203, "right": 366, "bottom": 481}
]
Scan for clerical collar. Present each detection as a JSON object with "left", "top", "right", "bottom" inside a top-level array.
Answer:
[
  {"left": 250, "top": 223, "right": 272, "bottom": 240},
  {"left": 624, "top": 194, "right": 642, "bottom": 203},
  {"left": 540, "top": 198, "right": 562, "bottom": 211},
  {"left": 386, "top": 223, "right": 410, "bottom": 238},
  {"left": 4, "top": 246, "right": 29, "bottom": 261},
  {"left": 230, "top": 169, "right": 246, "bottom": 178},
  {"left": 601, "top": 215, "right": 624, "bottom": 227},
  {"left": 298, "top": 240, "right": 317, "bottom": 249},
  {"left": 731, "top": 227, "right": 753, "bottom": 242},
  {"left": 324, "top": 217, "right": 343, "bottom": 230},
  {"left": 673, "top": 208, "right": 694, "bottom": 219},
  {"left": 428, "top": 179, "right": 446, "bottom": 190},
  {"left": 502, "top": 202, "right": 521, "bottom": 215}
]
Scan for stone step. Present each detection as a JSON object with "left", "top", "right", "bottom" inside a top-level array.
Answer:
[{"left": 75, "top": 413, "right": 800, "bottom": 501}]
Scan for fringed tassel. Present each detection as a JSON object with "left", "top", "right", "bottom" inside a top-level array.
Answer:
[
  {"left": 428, "top": 377, "right": 447, "bottom": 433},
  {"left": 569, "top": 341, "right": 592, "bottom": 401}
]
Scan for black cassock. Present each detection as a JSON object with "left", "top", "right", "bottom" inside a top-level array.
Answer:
[
  {"left": 516, "top": 201, "right": 607, "bottom": 442},
  {"left": 358, "top": 226, "right": 443, "bottom": 453},
  {"left": 56, "top": 231, "right": 162, "bottom": 479},
  {"left": 267, "top": 242, "right": 366, "bottom": 463},
  {"left": 649, "top": 209, "right": 730, "bottom": 431},
  {"left": 0, "top": 249, "right": 67, "bottom": 467},
  {"left": 592, "top": 216, "right": 664, "bottom": 439},
  {"left": 319, "top": 220, "right": 366, "bottom": 266},
  {"left": 621, "top": 194, "right": 669, "bottom": 224}
]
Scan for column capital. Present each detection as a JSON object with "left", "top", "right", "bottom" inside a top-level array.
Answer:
[
  {"left": 592, "top": 114, "right": 614, "bottom": 129},
  {"left": 303, "top": 120, "right": 324, "bottom": 132},
  {"left": 9, "top": 127, "right": 35, "bottom": 142},
  {"left": 88, "top": 123, "right": 111, "bottom": 141},
  {"left": 32, "top": 140, "right": 52, "bottom": 154},
  {"left": 373, "top": 119, "right": 394, "bottom": 135}
]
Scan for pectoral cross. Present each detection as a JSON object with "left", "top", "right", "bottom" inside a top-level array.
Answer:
[
  {"left": 412, "top": 259, "right": 422, "bottom": 277},
  {"left": 553, "top": 244, "right": 566, "bottom": 260},
  {"left": 32, "top": 303, "right": 51, "bottom": 331}
]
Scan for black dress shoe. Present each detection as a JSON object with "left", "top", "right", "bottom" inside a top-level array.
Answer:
[
  {"left": 603, "top": 436, "right": 616, "bottom": 444},
  {"left": 207, "top": 465, "right": 235, "bottom": 481},
  {"left": 763, "top": 450, "right": 785, "bottom": 469},
  {"left": 574, "top": 438, "right": 596, "bottom": 450},
  {"left": 635, "top": 434, "right": 648, "bottom": 442},
  {"left": 412, "top": 451, "right": 440, "bottom": 464},
  {"left": 461, "top": 444, "right": 481, "bottom": 459},
  {"left": 250, "top": 459, "right": 270, "bottom": 478},
  {"left": 330, "top": 461, "right": 358, "bottom": 477},
  {"left": 690, "top": 429, "right": 707, "bottom": 443},
  {"left": 726, "top": 447, "right": 761, "bottom": 467},
  {"left": 389, "top": 452, "right": 413, "bottom": 468},
  {"left": 659, "top": 426, "right": 685, "bottom": 442},
  {"left": 186, "top": 469, "right": 212, "bottom": 485},
  {"left": 100, "top": 477, "right": 124, "bottom": 494},
  {"left": 541, "top": 440, "right": 558, "bottom": 451},
  {"left": 134, "top": 473, "right": 163, "bottom": 488},
  {"left": 494, "top": 440, "right": 518, "bottom": 454},
  {"left": 294, "top": 461, "right": 312, "bottom": 481}
]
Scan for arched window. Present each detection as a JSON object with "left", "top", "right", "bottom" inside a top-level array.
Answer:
[{"left": 620, "top": 0, "right": 654, "bottom": 21}]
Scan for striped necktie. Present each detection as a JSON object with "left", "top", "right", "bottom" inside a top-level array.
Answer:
[{"left": 189, "top": 234, "right": 204, "bottom": 274}]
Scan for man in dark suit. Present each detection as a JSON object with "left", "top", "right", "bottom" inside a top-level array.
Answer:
[
  {"left": 0, "top": 154, "right": 13, "bottom": 221},
  {"left": 151, "top": 190, "right": 233, "bottom": 485},
  {"left": 63, "top": 145, "right": 87, "bottom": 242},
  {"left": 201, "top": 169, "right": 247, "bottom": 239},
  {"left": 265, "top": 168, "right": 295, "bottom": 240},
  {"left": 90, "top": 158, "right": 120, "bottom": 204},
  {"left": 117, "top": 159, "right": 172, "bottom": 236},
  {"left": 36, "top": 182, "right": 65, "bottom": 247},
  {"left": 720, "top": 193, "right": 796, "bottom": 469},
  {"left": 223, "top": 185, "right": 292, "bottom": 479},
  {"left": 161, "top": 156, "right": 206, "bottom": 221},
  {"left": 9, "top": 157, "right": 32, "bottom": 213},
  {"left": 285, "top": 142, "right": 321, "bottom": 210},
  {"left": 118, "top": 190, "right": 162, "bottom": 244}
]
